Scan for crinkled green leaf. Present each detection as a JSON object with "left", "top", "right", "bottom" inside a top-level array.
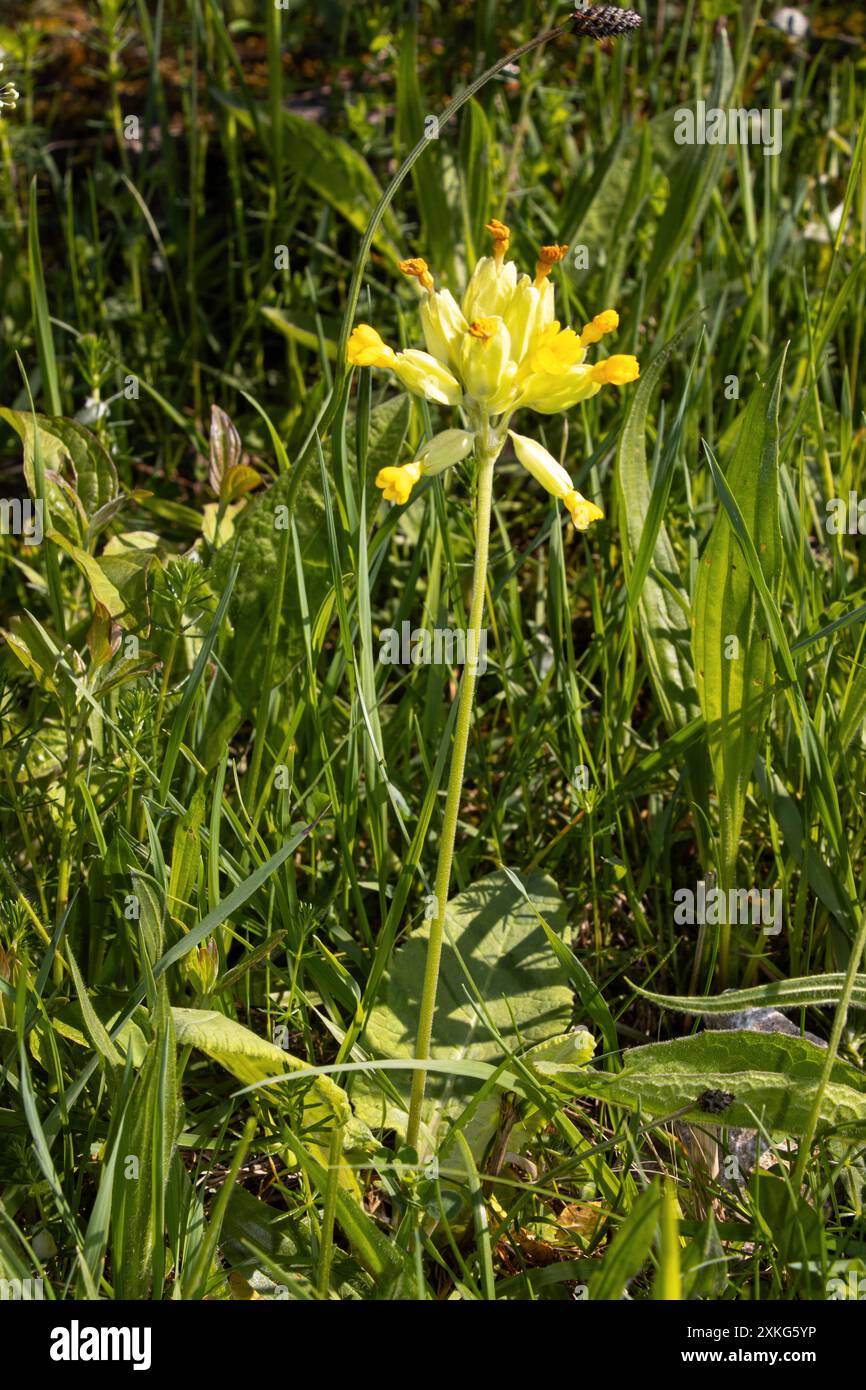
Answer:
[{"left": 575, "top": 1031, "right": 866, "bottom": 1136}]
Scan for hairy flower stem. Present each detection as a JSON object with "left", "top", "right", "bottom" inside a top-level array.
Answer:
[{"left": 406, "top": 438, "right": 498, "bottom": 1152}]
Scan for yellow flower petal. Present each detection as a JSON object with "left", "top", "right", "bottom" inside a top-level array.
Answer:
[
  {"left": 459, "top": 318, "right": 512, "bottom": 401},
  {"left": 579, "top": 310, "right": 619, "bottom": 346},
  {"left": 348, "top": 324, "right": 397, "bottom": 368},
  {"left": 375, "top": 461, "right": 423, "bottom": 505},
  {"left": 400, "top": 257, "right": 435, "bottom": 292},
  {"left": 528, "top": 326, "right": 584, "bottom": 376},
  {"left": 564, "top": 490, "right": 604, "bottom": 531},
  {"left": 392, "top": 349, "right": 463, "bottom": 406},
  {"left": 589, "top": 354, "right": 640, "bottom": 386},
  {"left": 508, "top": 431, "right": 573, "bottom": 498}
]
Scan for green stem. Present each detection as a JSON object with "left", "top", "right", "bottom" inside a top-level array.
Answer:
[
  {"left": 316, "top": 1121, "right": 344, "bottom": 1299},
  {"left": 792, "top": 899, "right": 866, "bottom": 1193},
  {"left": 406, "top": 440, "right": 497, "bottom": 1152},
  {"left": 56, "top": 721, "right": 83, "bottom": 927}
]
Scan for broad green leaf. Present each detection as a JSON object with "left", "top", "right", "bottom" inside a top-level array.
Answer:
[
  {"left": 171, "top": 1006, "right": 348, "bottom": 1116},
  {"left": 692, "top": 360, "right": 784, "bottom": 893},
  {"left": 0, "top": 408, "right": 118, "bottom": 518},
  {"left": 170, "top": 1007, "right": 373, "bottom": 1193},
  {"left": 616, "top": 327, "right": 701, "bottom": 731},
  {"left": 47, "top": 529, "right": 155, "bottom": 628},
  {"left": 111, "top": 999, "right": 178, "bottom": 1299},
  {"left": 352, "top": 869, "right": 574, "bottom": 1157},
  {"left": 574, "top": 1032, "right": 866, "bottom": 1136},
  {"left": 47, "top": 532, "right": 125, "bottom": 616}
]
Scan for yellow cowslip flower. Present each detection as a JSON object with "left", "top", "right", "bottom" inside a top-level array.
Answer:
[
  {"left": 463, "top": 222, "right": 518, "bottom": 322},
  {"left": 519, "top": 365, "right": 599, "bottom": 414},
  {"left": 580, "top": 309, "right": 619, "bottom": 346},
  {"left": 375, "top": 429, "right": 475, "bottom": 506},
  {"left": 589, "top": 354, "right": 640, "bottom": 386},
  {"left": 376, "top": 462, "right": 422, "bottom": 504},
  {"left": 420, "top": 291, "right": 468, "bottom": 371},
  {"left": 508, "top": 431, "right": 603, "bottom": 531},
  {"left": 348, "top": 325, "right": 462, "bottom": 405},
  {"left": 348, "top": 324, "right": 396, "bottom": 368},
  {"left": 504, "top": 274, "right": 555, "bottom": 364},
  {"left": 459, "top": 317, "right": 513, "bottom": 402},
  {"left": 347, "top": 222, "right": 638, "bottom": 516},
  {"left": 392, "top": 349, "right": 463, "bottom": 405},
  {"left": 524, "top": 323, "right": 585, "bottom": 377}
]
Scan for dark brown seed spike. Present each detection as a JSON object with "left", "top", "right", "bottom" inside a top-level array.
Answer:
[{"left": 570, "top": 5, "right": 643, "bottom": 39}]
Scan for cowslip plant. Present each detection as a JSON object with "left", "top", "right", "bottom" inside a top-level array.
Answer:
[{"left": 348, "top": 220, "right": 639, "bottom": 1148}]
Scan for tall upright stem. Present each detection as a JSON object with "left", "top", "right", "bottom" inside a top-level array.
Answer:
[{"left": 406, "top": 440, "right": 497, "bottom": 1151}]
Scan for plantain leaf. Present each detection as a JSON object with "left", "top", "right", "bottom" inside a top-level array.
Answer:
[
  {"left": 111, "top": 996, "right": 178, "bottom": 1299},
  {"left": 616, "top": 327, "right": 701, "bottom": 731},
  {"left": 168, "top": 787, "right": 206, "bottom": 926},
  {"left": 631, "top": 975, "right": 866, "bottom": 1014},
  {"left": 692, "top": 360, "right": 784, "bottom": 893}
]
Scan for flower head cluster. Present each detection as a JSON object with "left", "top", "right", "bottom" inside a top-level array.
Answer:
[
  {"left": 0, "top": 61, "right": 18, "bottom": 113},
  {"left": 347, "top": 220, "right": 638, "bottom": 528}
]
